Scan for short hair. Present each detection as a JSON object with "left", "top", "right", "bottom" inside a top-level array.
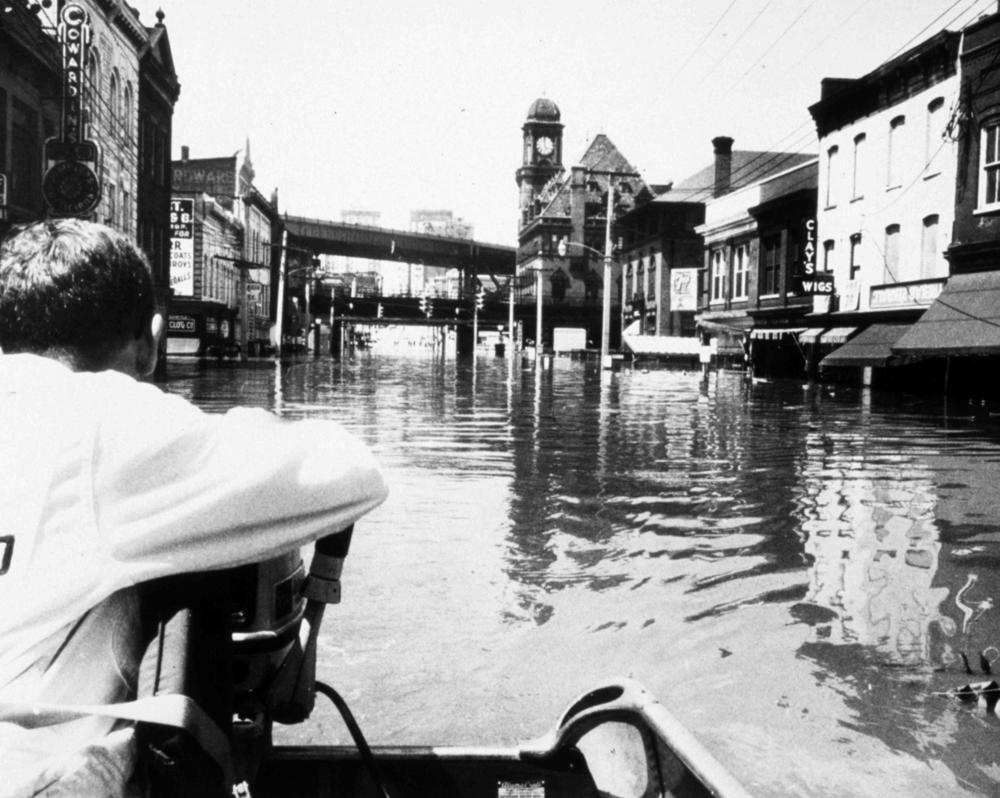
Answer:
[{"left": 0, "top": 219, "right": 155, "bottom": 370}]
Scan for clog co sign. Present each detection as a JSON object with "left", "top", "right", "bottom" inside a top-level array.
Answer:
[{"left": 42, "top": 4, "right": 102, "bottom": 218}]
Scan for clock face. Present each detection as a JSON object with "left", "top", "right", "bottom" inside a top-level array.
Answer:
[{"left": 536, "top": 136, "right": 554, "bottom": 157}]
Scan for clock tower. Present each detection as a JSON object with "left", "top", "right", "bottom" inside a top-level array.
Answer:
[{"left": 516, "top": 97, "right": 563, "bottom": 228}]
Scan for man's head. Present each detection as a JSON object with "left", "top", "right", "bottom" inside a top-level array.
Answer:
[{"left": 0, "top": 219, "right": 163, "bottom": 375}]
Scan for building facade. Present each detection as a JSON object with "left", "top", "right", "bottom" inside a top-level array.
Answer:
[
  {"left": 694, "top": 136, "right": 816, "bottom": 373},
  {"left": 883, "top": 12, "right": 1000, "bottom": 398},
  {"left": 808, "top": 30, "right": 961, "bottom": 387},
  {"left": 137, "top": 9, "right": 179, "bottom": 318},
  {"left": 0, "top": 1, "right": 176, "bottom": 329},
  {"left": 0, "top": 3, "right": 60, "bottom": 230},
  {"left": 515, "top": 98, "right": 651, "bottom": 349},
  {"left": 170, "top": 144, "right": 281, "bottom": 356}
]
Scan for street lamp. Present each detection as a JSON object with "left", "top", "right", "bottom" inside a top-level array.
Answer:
[
  {"left": 589, "top": 169, "right": 639, "bottom": 367},
  {"left": 556, "top": 234, "right": 617, "bottom": 367}
]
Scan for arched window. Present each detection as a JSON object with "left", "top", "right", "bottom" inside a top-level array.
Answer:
[
  {"left": 109, "top": 69, "right": 120, "bottom": 132},
  {"left": 851, "top": 133, "right": 866, "bottom": 199},
  {"left": 85, "top": 52, "right": 100, "bottom": 135},
  {"left": 123, "top": 82, "right": 134, "bottom": 140},
  {"left": 883, "top": 224, "right": 900, "bottom": 283},
  {"left": 925, "top": 97, "right": 945, "bottom": 175},
  {"left": 921, "top": 215, "right": 940, "bottom": 278},
  {"left": 822, "top": 239, "right": 835, "bottom": 274},
  {"left": 825, "top": 145, "right": 839, "bottom": 207},
  {"left": 887, "top": 115, "right": 905, "bottom": 188}
]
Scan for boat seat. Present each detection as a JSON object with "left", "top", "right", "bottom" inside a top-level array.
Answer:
[{"left": 134, "top": 571, "right": 235, "bottom": 798}]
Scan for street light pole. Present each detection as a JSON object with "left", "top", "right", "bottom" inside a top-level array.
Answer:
[
  {"left": 275, "top": 229, "right": 288, "bottom": 358},
  {"left": 601, "top": 180, "right": 614, "bottom": 369},
  {"left": 535, "top": 259, "right": 544, "bottom": 358}
]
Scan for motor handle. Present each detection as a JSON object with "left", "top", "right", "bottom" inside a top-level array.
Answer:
[{"left": 304, "top": 525, "right": 353, "bottom": 605}]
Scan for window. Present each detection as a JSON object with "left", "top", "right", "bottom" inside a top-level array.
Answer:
[
  {"left": 732, "top": 243, "right": 749, "bottom": 300},
  {"left": 710, "top": 249, "right": 725, "bottom": 302},
  {"left": 925, "top": 98, "right": 944, "bottom": 176},
  {"left": 109, "top": 70, "right": 120, "bottom": 131},
  {"left": 822, "top": 240, "right": 835, "bottom": 273},
  {"left": 887, "top": 115, "right": 905, "bottom": 188},
  {"left": 123, "top": 83, "right": 133, "bottom": 140},
  {"left": 883, "top": 224, "right": 900, "bottom": 283},
  {"left": 761, "top": 234, "right": 781, "bottom": 295},
  {"left": 107, "top": 180, "right": 117, "bottom": 227},
  {"left": 980, "top": 121, "right": 1000, "bottom": 209},
  {"left": 825, "top": 145, "right": 839, "bottom": 207},
  {"left": 851, "top": 134, "right": 866, "bottom": 199},
  {"left": 921, "top": 215, "right": 939, "bottom": 278},
  {"left": 849, "top": 233, "right": 862, "bottom": 280}
]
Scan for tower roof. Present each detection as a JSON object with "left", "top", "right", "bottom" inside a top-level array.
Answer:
[{"left": 527, "top": 97, "right": 561, "bottom": 122}]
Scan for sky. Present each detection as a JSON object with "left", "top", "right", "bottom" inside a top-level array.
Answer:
[{"left": 121, "top": 0, "right": 998, "bottom": 244}]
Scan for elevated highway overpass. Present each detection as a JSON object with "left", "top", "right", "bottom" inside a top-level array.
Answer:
[{"left": 282, "top": 215, "right": 517, "bottom": 283}]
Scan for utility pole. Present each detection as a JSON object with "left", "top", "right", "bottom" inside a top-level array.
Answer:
[
  {"left": 601, "top": 178, "right": 615, "bottom": 369},
  {"left": 274, "top": 228, "right": 288, "bottom": 358}
]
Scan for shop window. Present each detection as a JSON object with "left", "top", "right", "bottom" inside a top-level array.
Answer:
[{"left": 979, "top": 121, "right": 1000, "bottom": 210}]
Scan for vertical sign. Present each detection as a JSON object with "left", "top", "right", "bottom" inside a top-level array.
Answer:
[
  {"left": 799, "top": 218, "right": 833, "bottom": 294},
  {"left": 59, "top": 3, "right": 89, "bottom": 145},
  {"left": 42, "top": 4, "right": 101, "bottom": 217},
  {"left": 169, "top": 199, "right": 194, "bottom": 295}
]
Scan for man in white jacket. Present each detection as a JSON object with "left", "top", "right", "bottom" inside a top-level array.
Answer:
[{"left": 0, "top": 219, "right": 389, "bottom": 796}]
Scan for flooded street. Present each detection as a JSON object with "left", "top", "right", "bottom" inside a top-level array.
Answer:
[{"left": 165, "top": 353, "right": 1000, "bottom": 797}]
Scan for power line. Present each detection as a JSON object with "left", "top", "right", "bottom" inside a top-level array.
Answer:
[
  {"left": 693, "top": 0, "right": 777, "bottom": 90},
  {"left": 667, "top": 0, "right": 739, "bottom": 83},
  {"left": 740, "top": 0, "right": 822, "bottom": 78}
]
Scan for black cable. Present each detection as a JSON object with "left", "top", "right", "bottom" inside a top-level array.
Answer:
[{"left": 314, "top": 680, "right": 393, "bottom": 798}]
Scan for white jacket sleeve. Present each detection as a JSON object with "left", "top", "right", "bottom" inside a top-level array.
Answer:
[{"left": 90, "top": 375, "right": 388, "bottom": 581}]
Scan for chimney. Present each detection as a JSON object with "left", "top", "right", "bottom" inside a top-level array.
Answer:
[
  {"left": 712, "top": 136, "right": 734, "bottom": 197},
  {"left": 180, "top": 145, "right": 189, "bottom": 161}
]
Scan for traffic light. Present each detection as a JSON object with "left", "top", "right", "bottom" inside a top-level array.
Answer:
[
  {"left": 419, "top": 295, "right": 427, "bottom": 315},
  {"left": 426, "top": 298, "right": 434, "bottom": 318},
  {"left": 377, "top": 303, "right": 384, "bottom": 318},
  {"left": 475, "top": 289, "right": 484, "bottom": 311}
]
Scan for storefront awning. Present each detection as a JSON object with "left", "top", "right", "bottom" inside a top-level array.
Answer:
[
  {"left": 819, "top": 327, "right": 857, "bottom": 345},
  {"left": 697, "top": 318, "right": 752, "bottom": 335},
  {"left": 820, "top": 324, "right": 911, "bottom": 369},
  {"left": 892, "top": 271, "right": 1000, "bottom": 356},
  {"left": 750, "top": 327, "right": 806, "bottom": 340},
  {"left": 799, "top": 328, "right": 826, "bottom": 344}
]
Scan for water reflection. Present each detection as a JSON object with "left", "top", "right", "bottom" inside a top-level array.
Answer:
[{"left": 163, "top": 356, "right": 1000, "bottom": 796}]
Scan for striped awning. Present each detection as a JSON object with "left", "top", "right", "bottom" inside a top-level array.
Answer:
[
  {"left": 750, "top": 327, "right": 806, "bottom": 340},
  {"left": 820, "top": 324, "right": 910, "bottom": 368},
  {"left": 893, "top": 272, "right": 1000, "bottom": 356},
  {"left": 820, "top": 327, "right": 857, "bottom": 344},
  {"left": 798, "top": 328, "right": 826, "bottom": 344}
]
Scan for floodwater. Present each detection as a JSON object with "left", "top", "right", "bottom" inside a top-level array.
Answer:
[{"left": 164, "top": 351, "right": 1000, "bottom": 797}]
